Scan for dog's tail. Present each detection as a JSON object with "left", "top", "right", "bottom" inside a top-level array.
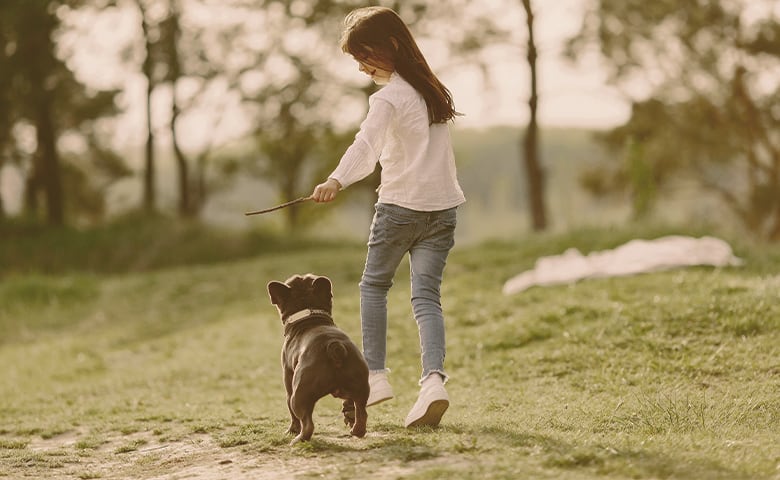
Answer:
[{"left": 326, "top": 341, "right": 348, "bottom": 368}]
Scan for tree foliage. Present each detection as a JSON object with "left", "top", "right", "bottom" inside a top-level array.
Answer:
[
  {"left": 1, "top": 0, "right": 514, "bottom": 231},
  {"left": 567, "top": 0, "right": 780, "bottom": 240},
  {"left": 0, "top": 0, "right": 125, "bottom": 226}
]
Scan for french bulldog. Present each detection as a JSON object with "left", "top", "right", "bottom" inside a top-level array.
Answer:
[{"left": 267, "top": 274, "right": 369, "bottom": 445}]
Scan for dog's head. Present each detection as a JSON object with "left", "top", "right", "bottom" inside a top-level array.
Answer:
[{"left": 267, "top": 274, "right": 333, "bottom": 322}]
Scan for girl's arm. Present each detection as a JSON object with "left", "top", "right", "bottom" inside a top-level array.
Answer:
[
  {"left": 326, "top": 98, "right": 395, "bottom": 189},
  {"left": 311, "top": 98, "right": 394, "bottom": 203}
]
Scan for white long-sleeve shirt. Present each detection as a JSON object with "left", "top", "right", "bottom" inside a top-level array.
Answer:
[{"left": 329, "top": 73, "right": 466, "bottom": 212}]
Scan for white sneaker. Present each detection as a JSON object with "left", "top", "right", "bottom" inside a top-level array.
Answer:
[
  {"left": 404, "top": 374, "right": 449, "bottom": 428},
  {"left": 367, "top": 370, "right": 394, "bottom": 406}
]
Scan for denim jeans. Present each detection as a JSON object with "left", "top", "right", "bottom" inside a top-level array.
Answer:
[{"left": 359, "top": 202, "right": 457, "bottom": 382}]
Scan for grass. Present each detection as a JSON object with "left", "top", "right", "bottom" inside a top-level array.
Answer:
[
  {"left": 0, "top": 223, "right": 778, "bottom": 479},
  {"left": 0, "top": 212, "right": 348, "bottom": 276}
]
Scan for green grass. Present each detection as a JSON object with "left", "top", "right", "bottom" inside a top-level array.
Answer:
[
  {"left": 0, "top": 212, "right": 348, "bottom": 276},
  {"left": 0, "top": 226, "right": 778, "bottom": 479}
]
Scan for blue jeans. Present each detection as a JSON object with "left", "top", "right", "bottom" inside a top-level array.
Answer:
[{"left": 359, "top": 203, "right": 457, "bottom": 382}]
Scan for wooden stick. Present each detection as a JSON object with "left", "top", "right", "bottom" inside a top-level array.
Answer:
[{"left": 244, "top": 196, "right": 314, "bottom": 216}]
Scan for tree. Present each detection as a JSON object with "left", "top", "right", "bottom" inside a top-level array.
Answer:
[
  {"left": 0, "top": 0, "right": 121, "bottom": 226},
  {"left": 132, "top": 0, "right": 248, "bottom": 218},
  {"left": 8, "top": 1, "right": 65, "bottom": 225},
  {"left": 162, "top": 0, "right": 241, "bottom": 217},
  {"left": 0, "top": 12, "right": 18, "bottom": 221},
  {"left": 135, "top": 0, "right": 161, "bottom": 213},
  {"left": 567, "top": 0, "right": 780, "bottom": 240},
  {"left": 162, "top": 0, "right": 191, "bottom": 217},
  {"left": 251, "top": 61, "right": 356, "bottom": 230},
  {"left": 520, "top": 0, "right": 546, "bottom": 231}
]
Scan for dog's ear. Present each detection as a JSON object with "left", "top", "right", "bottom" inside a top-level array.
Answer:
[
  {"left": 267, "top": 281, "right": 291, "bottom": 307},
  {"left": 312, "top": 276, "right": 332, "bottom": 297}
]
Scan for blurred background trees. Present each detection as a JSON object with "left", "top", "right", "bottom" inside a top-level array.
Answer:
[
  {"left": 1, "top": 0, "right": 124, "bottom": 226},
  {"left": 567, "top": 0, "right": 780, "bottom": 240},
  {"left": 1, "top": 0, "right": 514, "bottom": 231}
]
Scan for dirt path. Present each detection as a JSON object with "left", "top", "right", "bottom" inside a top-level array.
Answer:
[{"left": 24, "top": 429, "right": 451, "bottom": 479}]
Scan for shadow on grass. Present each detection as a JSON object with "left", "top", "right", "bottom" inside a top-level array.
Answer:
[
  {"left": 479, "top": 424, "right": 756, "bottom": 480},
  {"left": 207, "top": 417, "right": 763, "bottom": 480}
]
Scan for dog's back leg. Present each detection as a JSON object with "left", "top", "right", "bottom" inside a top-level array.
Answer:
[
  {"left": 284, "top": 369, "right": 301, "bottom": 435},
  {"left": 289, "top": 394, "right": 316, "bottom": 445},
  {"left": 341, "top": 399, "right": 356, "bottom": 427},
  {"left": 351, "top": 399, "right": 367, "bottom": 438}
]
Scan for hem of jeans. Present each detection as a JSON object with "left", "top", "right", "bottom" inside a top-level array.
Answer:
[
  {"left": 369, "top": 368, "right": 391, "bottom": 375},
  {"left": 420, "top": 369, "right": 448, "bottom": 385}
]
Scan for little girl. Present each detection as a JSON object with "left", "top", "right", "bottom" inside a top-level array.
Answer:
[{"left": 312, "top": 6, "right": 465, "bottom": 428}]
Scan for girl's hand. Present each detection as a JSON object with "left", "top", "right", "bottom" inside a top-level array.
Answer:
[{"left": 312, "top": 178, "right": 342, "bottom": 203}]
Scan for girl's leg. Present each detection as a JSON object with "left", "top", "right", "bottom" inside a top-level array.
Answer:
[
  {"left": 360, "top": 204, "right": 415, "bottom": 371},
  {"left": 409, "top": 207, "right": 457, "bottom": 381}
]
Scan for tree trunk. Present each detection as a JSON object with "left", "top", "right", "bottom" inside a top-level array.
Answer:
[
  {"left": 142, "top": 44, "right": 156, "bottom": 212},
  {"left": 192, "top": 153, "right": 207, "bottom": 214},
  {"left": 282, "top": 177, "right": 300, "bottom": 231},
  {"left": 167, "top": 0, "right": 192, "bottom": 217},
  {"left": 138, "top": 1, "right": 157, "bottom": 213},
  {"left": 769, "top": 210, "right": 780, "bottom": 241},
  {"left": 35, "top": 94, "right": 64, "bottom": 226},
  {"left": 172, "top": 103, "right": 190, "bottom": 217},
  {"left": 24, "top": 168, "right": 39, "bottom": 217},
  {"left": 521, "top": 0, "right": 546, "bottom": 231},
  {"left": 0, "top": 182, "right": 5, "bottom": 221}
]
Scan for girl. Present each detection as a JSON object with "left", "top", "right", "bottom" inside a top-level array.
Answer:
[{"left": 312, "top": 6, "right": 465, "bottom": 428}]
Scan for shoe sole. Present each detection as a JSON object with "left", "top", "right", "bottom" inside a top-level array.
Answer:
[{"left": 405, "top": 399, "right": 449, "bottom": 428}]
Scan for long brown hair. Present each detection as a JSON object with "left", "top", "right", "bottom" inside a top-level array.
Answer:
[{"left": 339, "top": 6, "right": 460, "bottom": 124}]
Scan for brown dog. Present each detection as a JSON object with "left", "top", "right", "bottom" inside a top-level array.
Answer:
[{"left": 267, "top": 274, "right": 369, "bottom": 445}]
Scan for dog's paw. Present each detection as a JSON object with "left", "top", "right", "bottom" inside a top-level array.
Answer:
[
  {"left": 341, "top": 400, "right": 356, "bottom": 427},
  {"left": 350, "top": 424, "right": 366, "bottom": 438},
  {"left": 343, "top": 414, "right": 355, "bottom": 428},
  {"left": 342, "top": 408, "right": 356, "bottom": 427},
  {"left": 286, "top": 426, "right": 301, "bottom": 436}
]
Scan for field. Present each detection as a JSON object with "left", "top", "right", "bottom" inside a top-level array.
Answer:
[{"left": 1, "top": 224, "right": 779, "bottom": 479}]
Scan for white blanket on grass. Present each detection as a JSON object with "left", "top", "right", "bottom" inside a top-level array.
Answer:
[{"left": 502, "top": 235, "right": 743, "bottom": 295}]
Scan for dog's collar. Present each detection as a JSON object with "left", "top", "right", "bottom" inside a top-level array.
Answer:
[
  {"left": 284, "top": 309, "right": 332, "bottom": 325},
  {"left": 283, "top": 309, "right": 333, "bottom": 335}
]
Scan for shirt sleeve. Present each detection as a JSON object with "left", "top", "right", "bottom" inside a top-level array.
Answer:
[{"left": 329, "top": 97, "right": 395, "bottom": 189}]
